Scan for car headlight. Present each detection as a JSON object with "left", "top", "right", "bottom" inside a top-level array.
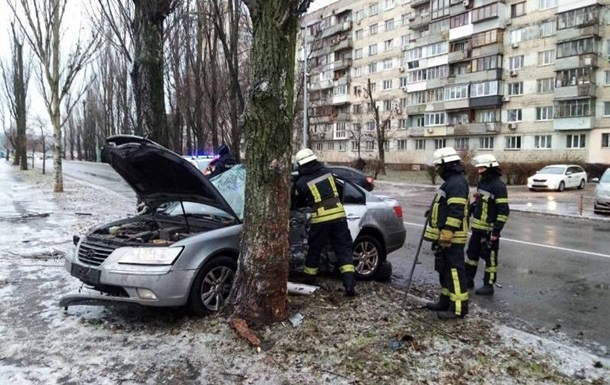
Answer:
[{"left": 115, "top": 247, "right": 183, "bottom": 265}]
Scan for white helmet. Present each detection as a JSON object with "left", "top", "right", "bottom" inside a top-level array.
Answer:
[
  {"left": 473, "top": 154, "right": 500, "bottom": 168},
  {"left": 295, "top": 148, "right": 317, "bottom": 166},
  {"left": 432, "top": 147, "right": 461, "bottom": 165}
]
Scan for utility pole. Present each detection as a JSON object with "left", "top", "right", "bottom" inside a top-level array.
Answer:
[{"left": 302, "top": 27, "right": 308, "bottom": 149}]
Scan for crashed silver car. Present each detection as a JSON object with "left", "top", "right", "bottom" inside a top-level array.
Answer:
[{"left": 62, "top": 136, "right": 406, "bottom": 315}]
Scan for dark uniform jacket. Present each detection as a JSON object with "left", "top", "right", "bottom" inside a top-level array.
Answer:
[
  {"left": 295, "top": 161, "right": 346, "bottom": 224},
  {"left": 424, "top": 164, "right": 470, "bottom": 245},
  {"left": 208, "top": 153, "right": 238, "bottom": 178},
  {"left": 471, "top": 168, "right": 509, "bottom": 236}
]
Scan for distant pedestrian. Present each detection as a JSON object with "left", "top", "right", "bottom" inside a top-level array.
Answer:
[
  {"left": 466, "top": 154, "right": 509, "bottom": 295},
  {"left": 423, "top": 147, "right": 470, "bottom": 319},
  {"left": 294, "top": 148, "right": 356, "bottom": 296}
]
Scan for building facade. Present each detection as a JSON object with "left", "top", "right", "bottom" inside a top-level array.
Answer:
[{"left": 301, "top": 0, "right": 610, "bottom": 167}]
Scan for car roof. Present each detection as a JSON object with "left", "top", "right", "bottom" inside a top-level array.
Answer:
[{"left": 327, "top": 165, "right": 366, "bottom": 174}]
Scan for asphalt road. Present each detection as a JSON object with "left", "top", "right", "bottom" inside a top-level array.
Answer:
[
  {"left": 56, "top": 160, "right": 610, "bottom": 357},
  {"left": 378, "top": 183, "right": 610, "bottom": 357}
]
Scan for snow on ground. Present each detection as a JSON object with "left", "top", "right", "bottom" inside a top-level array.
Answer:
[{"left": 1, "top": 163, "right": 609, "bottom": 385}]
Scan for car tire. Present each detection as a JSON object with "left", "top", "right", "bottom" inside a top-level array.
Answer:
[
  {"left": 528, "top": 188, "right": 536, "bottom": 192},
  {"left": 189, "top": 256, "right": 236, "bottom": 316},
  {"left": 352, "top": 235, "right": 385, "bottom": 280},
  {"left": 578, "top": 179, "right": 585, "bottom": 189},
  {"left": 557, "top": 181, "right": 565, "bottom": 192},
  {"left": 372, "top": 260, "right": 393, "bottom": 282}
]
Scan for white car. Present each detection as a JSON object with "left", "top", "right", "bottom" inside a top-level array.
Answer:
[
  {"left": 593, "top": 168, "right": 610, "bottom": 214},
  {"left": 527, "top": 164, "right": 587, "bottom": 192}
]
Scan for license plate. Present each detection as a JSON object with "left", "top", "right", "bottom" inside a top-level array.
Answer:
[{"left": 71, "top": 264, "right": 101, "bottom": 285}]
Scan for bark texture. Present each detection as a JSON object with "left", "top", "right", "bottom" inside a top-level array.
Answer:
[{"left": 230, "top": 0, "right": 299, "bottom": 323}]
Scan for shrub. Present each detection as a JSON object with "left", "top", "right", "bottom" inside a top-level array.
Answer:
[{"left": 425, "top": 165, "right": 438, "bottom": 185}]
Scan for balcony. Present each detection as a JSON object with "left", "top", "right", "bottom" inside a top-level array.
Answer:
[
  {"left": 309, "top": 79, "right": 334, "bottom": 91},
  {"left": 556, "top": 23, "right": 599, "bottom": 43},
  {"left": 334, "top": 74, "right": 351, "bottom": 86},
  {"left": 333, "top": 58, "right": 353, "bottom": 71},
  {"left": 409, "top": 14, "right": 431, "bottom": 30},
  {"left": 407, "top": 104, "right": 427, "bottom": 115},
  {"left": 448, "top": 50, "right": 471, "bottom": 63},
  {"left": 452, "top": 122, "right": 500, "bottom": 135},
  {"left": 321, "top": 21, "right": 354, "bottom": 39},
  {"left": 554, "top": 83, "right": 596, "bottom": 99},
  {"left": 444, "top": 98, "right": 469, "bottom": 110},
  {"left": 336, "top": 113, "right": 351, "bottom": 121},
  {"left": 411, "top": 0, "right": 429, "bottom": 7},
  {"left": 332, "top": 36, "right": 353, "bottom": 51},
  {"left": 424, "top": 126, "right": 448, "bottom": 137},
  {"left": 407, "top": 127, "right": 425, "bottom": 137},
  {"left": 469, "top": 95, "right": 503, "bottom": 108},
  {"left": 556, "top": 52, "right": 598, "bottom": 70},
  {"left": 332, "top": 94, "right": 350, "bottom": 105},
  {"left": 455, "top": 69, "right": 502, "bottom": 84},
  {"left": 553, "top": 116, "right": 594, "bottom": 131}
]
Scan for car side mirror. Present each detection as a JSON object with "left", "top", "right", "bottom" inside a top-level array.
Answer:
[
  {"left": 592, "top": 177, "right": 600, "bottom": 183},
  {"left": 566, "top": 171, "right": 572, "bottom": 175}
]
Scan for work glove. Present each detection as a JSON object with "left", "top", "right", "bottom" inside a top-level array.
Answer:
[{"left": 439, "top": 229, "right": 453, "bottom": 249}]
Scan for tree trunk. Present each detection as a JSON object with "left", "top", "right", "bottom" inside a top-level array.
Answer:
[
  {"left": 230, "top": 1, "right": 298, "bottom": 324},
  {"left": 50, "top": 0, "right": 63, "bottom": 192},
  {"left": 132, "top": 0, "right": 172, "bottom": 147}
]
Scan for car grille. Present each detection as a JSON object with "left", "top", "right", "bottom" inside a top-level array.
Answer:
[{"left": 77, "top": 240, "right": 116, "bottom": 266}]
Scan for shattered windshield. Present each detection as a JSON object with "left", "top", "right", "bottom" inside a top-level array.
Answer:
[{"left": 211, "top": 164, "right": 246, "bottom": 220}]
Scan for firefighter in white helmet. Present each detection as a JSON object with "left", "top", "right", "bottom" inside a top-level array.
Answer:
[
  {"left": 466, "top": 154, "right": 509, "bottom": 295},
  {"left": 293, "top": 148, "right": 356, "bottom": 296},
  {"left": 423, "top": 147, "right": 470, "bottom": 319}
]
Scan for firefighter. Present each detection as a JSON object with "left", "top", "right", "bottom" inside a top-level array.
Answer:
[
  {"left": 294, "top": 148, "right": 356, "bottom": 296},
  {"left": 466, "top": 154, "right": 509, "bottom": 295},
  {"left": 423, "top": 147, "right": 470, "bottom": 319}
]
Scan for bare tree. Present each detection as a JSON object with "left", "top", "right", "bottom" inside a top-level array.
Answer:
[
  {"left": 364, "top": 78, "right": 398, "bottom": 176},
  {"left": 0, "top": 22, "right": 30, "bottom": 170},
  {"left": 7, "top": 0, "right": 100, "bottom": 192},
  {"left": 228, "top": 0, "right": 312, "bottom": 326}
]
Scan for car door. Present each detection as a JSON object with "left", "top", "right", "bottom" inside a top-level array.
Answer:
[
  {"left": 566, "top": 166, "right": 580, "bottom": 188},
  {"left": 342, "top": 180, "right": 367, "bottom": 240},
  {"left": 564, "top": 167, "right": 575, "bottom": 188}
]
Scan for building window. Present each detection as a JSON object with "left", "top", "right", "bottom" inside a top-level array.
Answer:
[
  {"left": 355, "top": 49, "right": 363, "bottom": 59},
  {"left": 399, "top": 119, "right": 408, "bottom": 129},
  {"left": 604, "top": 102, "right": 610, "bottom": 116},
  {"left": 382, "top": 100, "right": 392, "bottom": 111},
  {"left": 455, "top": 137, "right": 470, "bottom": 150},
  {"left": 369, "top": 82, "right": 377, "bottom": 93},
  {"left": 369, "top": 44, "right": 378, "bottom": 56},
  {"left": 335, "top": 122, "right": 347, "bottom": 138},
  {"left": 537, "top": 78, "right": 554, "bottom": 93},
  {"left": 327, "top": 142, "right": 335, "bottom": 150},
  {"left": 397, "top": 139, "right": 407, "bottom": 150},
  {"left": 508, "top": 55, "right": 524, "bottom": 70},
  {"left": 535, "top": 135, "right": 552, "bottom": 149},
  {"left": 471, "top": 55, "right": 500, "bottom": 72},
  {"left": 507, "top": 109, "right": 522, "bottom": 122},
  {"left": 505, "top": 136, "right": 522, "bottom": 150},
  {"left": 368, "top": 62, "right": 378, "bottom": 73},
  {"left": 511, "top": 2, "right": 526, "bottom": 17},
  {"left": 385, "top": 0, "right": 395, "bottom": 10},
  {"left": 511, "top": 29, "right": 523, "bottom": 44},
  {"left": 479, "top": 136, "right": 494, "bottom": 149},
  {"left": 450, "top": 12, "right": 468, "bottom": 28},
  {"left": 566, "top": 134, "right": 586, "bottom": 148},
  {"left": 354, "top": 67, "right": 363, "bottom": 77},
  {"left": 536, "top": 106, "right": 554, "bottom": 120},
  {"left": 382, "top": 80, "right": 392, "bottom": 90},
  {"left": 539, "top": 0, "right": 557, "bottom": 10},
  {"left": 471, "top": 3, "right": 498, "bottom": 23},
  {"left": 339, "top": 141, "right": 346, "bottom": 151},
  {"left": 351, "top": 141, "right": 359, "bottom": 151},
  {"left": 476, "top": 109, "right": 497, "bottom": 123},
  {"left": 540, "top": 21, "right": 555, "bottom": 37},
  {"left": 507, "top": 82, "right": 523, "bottom": 96},
  {"left": 425, "top": 112, "right": 446, "bottom": 126},
  {"left": 364, "top": 141, "right": 376, "bottom": 151},
  {"left": 555, "top": 67, "right": 593, "bottom": 87},
  {"left": 557, "top": 6, "right": 598, "bottom": 30},
  {"left": 315, "top": 142, "right": 323, "bottom": 151},
  {"left": 538, "top": 50, "right": 555, "bottom": 66},
  {"left": 370, "top": 24, "right": 378, "bottom": 36},
  {"left": 369, "top": 3, "right": 379, "bottom": 16},
  {"left": 415, "top": 139, "right": 425, "bottom": 150},
  {"left": 444, "top": 84, "right": 469, "bottom": 100},
  {"left": 399, "top": 98, "right": 408, "bottom": 108},
  {"left": 401, "top": 13, "right": 411, "bottom": 26},
  {"left": 556, "top": 37, "right": 596, "bottom": 58},
  {"left": 355, "top": 29, "right": 364, "bottom": 40},
  {"left": 555, "top": 99, "right": 592, "bottom": 118},
  {"left": 355, "top": 10, "right": 364, "bottom": 22},
  {"left": 605, "top": 71, "right": 610, "bottom": 86},
  {"left": 602, "top": 133, "right": 609, "bottom": 148},
  {"left": 384, "top": 40, "right": 393, "bottom": 51},
  {"left": 385, "top": 19, "right": 395, "bottom": 31},
  {"left": 434, "top": 138, "right": 447, "bottom": 149}
]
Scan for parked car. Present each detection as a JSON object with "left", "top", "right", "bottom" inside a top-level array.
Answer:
[
  {"left": 183, "top": 155, "right": 216, "bottom": 173},
  {"left": 327, "top": 165, "right": 374, "bottom": 192},
  {"left": 527, "top": 164, "right": 587, "bottom": 192},
  {"left": 62, "top": 136, "right": 406, "bottom": 315},
  {"left": 593, "top": 168, "right": 610, "bottom": 214}
]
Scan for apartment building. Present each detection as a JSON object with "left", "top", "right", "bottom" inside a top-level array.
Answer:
[{"left": 301, "top": 0, "right": 610, "bottom": 167}]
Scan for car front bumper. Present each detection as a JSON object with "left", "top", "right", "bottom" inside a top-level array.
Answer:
[
  {"left": 594, "top": 197, "right": 610, "bottom": 214},
  {"left": 527, "top": 181, "right": 558, "bottom": 190},
  {"left": 63, "top": 252, "right": 196, "bottom": 308}
]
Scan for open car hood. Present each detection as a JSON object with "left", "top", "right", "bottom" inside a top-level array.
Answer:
[{"left": 103, "top": 135, "right": 239, "bottom": 220}]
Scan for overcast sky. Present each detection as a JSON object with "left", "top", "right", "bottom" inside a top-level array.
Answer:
[{"left": 309, "top": 0, "right": 340, "bottom": 13}]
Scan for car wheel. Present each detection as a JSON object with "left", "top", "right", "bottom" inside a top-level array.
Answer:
[
  {"left": 528, "top": 188, "right": 536, "bottom": 192},
  {"left": 578, "top": 179, "right": 585, "bottom": 189},
  {"left": 557, "top": 181, "right": 565, "bottom": 192},
  {"left": 352, "top": 235, "right": 384, "bottom": 280},
  {"left": 189, "top": 256, "right": 236, "bottom": 316},
  {"left": 372, "top": 260, "right": 393, "bottom": 282}
]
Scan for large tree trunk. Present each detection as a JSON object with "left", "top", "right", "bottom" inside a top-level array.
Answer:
[
  {"left": 131, "top": 0, "right": 172, "bottom": 147},
  {"left": 13, "top": 35, "right": 27, "bottom": 170},
  {"left": 230, "top": 1, "right": 298, "bottom": 323}
]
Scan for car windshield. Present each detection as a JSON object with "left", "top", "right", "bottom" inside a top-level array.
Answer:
[
  {"left": 155, "top": 165, "right": 245, "bottom": 221},
  {"left": 600, "top": 171, "right": 610, "bottom": 183},
  {"left": 538, "top": 166, "right": 565, "bottom": 175}
]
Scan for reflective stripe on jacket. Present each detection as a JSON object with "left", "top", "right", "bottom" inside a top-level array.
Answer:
[
  {"left": 424, "top": 173, "right": 469, "bottom": 244},
  {"left": 471, "top": 175, "right": 509, "bottom": 234},
  {"left": 295, "top": 162, "right": 346, "bottom": 224}
]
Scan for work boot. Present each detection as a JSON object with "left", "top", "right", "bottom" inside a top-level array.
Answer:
[
  {"left": 465, "top": 264, "right": 477, "bottom": 289},
  {"left": 342, "top": 272, "right": 356, "bottom": 297},
  {"left": 475, "top": 284, "right": 494, "bottom": 295},
  {"left": 301, "top": 274, "right": 317, "bottom": 286},
  {"left": 437, "top": 311, "right": 466, "bottom": 320},
  {"left": 425, "top": 295, "right": 449, "bottom": 311}
]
